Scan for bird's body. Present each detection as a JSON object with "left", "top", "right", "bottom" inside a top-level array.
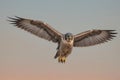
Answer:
[
  {"left": 8, "top": 16, "right": 117, "bottom": 63},
  {"left": 55, "top": 33, "right": 74, "bottom": 62}
]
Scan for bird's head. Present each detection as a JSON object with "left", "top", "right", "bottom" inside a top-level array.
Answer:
[{"left": 65, "top": 33, "right": 74, "bottom": 42}]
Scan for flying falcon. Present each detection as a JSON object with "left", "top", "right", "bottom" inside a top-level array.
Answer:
[{"left": 8, "top": 16, "right": 117, "bottom": 63}]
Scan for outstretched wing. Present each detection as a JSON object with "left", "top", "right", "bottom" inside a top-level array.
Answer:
[
  {"left": 74, "top": 29, "right": 117, "bottom": 47},
  {"left": 8, "top": 16, "right": 62, "bottom": 43}
]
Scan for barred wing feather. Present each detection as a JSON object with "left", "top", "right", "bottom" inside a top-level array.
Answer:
[
  {"left": 74, "top": 30, "right": 117, "bottom": 47},
  {"left": 8, "top": 16, "right": 62, "bottom": 43}
]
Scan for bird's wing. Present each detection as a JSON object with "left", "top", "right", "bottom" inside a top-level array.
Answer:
[
  {"left": 8, "top": 16, "right": 62, "bottom": 43},
  {"left": 74, "top": 29, "right": 117, "bottom": 47}
]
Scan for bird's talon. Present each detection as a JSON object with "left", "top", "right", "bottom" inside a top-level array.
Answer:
[{"left": 58, "top": 56, "right": 66, "bottom": 63}]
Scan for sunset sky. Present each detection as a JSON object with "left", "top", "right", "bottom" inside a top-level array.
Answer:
[{"left": 0, "top": 0, "right": 120, "bottom": 80}]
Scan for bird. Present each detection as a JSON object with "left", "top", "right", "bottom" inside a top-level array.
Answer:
[{"left": 8, "top": 16, "right": 117, "bottom": 63}]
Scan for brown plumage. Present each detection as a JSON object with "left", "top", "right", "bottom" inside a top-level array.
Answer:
[
  {"left": 74, "top": 30, "right": 116, "bottom": 47},
  {"left": 8, "top": 16, "right": 117, "bottom": 63}
]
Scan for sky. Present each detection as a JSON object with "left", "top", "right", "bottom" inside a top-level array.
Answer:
[{"left": 0, "top": 0, "right": 120, "bottom": 80}]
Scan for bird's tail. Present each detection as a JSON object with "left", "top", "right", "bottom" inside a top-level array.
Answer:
[{"left": 54, "top": 51, "right": 60, "bottom": 59}]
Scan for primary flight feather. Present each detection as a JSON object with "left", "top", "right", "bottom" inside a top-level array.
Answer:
[{"left": 8, "top": 16, "right": 117, "bottom": 63}]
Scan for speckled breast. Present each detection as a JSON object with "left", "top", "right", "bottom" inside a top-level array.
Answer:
[{"left": 60, "top": 40, "right": 73, "bottom": 56}]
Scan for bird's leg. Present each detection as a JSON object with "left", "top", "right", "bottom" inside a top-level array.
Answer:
[
  {"left": 62, "top": 56, "right": 66, "bottom": 63},
  {"left": 58, "top": 56, "right": 66, "bottom": 63},
  {"left": 58, "top": 56, "right": 61, "bottom": 62}
]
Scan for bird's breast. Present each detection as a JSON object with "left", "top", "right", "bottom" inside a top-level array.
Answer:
[{"left": 60, "top": 39, "right": 73, "bottom": 54}]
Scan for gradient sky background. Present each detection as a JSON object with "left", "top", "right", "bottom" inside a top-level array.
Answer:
[{"left": 0, "top": 0, "right": 120, "bottom": 80}]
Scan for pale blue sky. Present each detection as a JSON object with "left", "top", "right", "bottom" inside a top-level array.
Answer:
[{"left": 0, "top": 0, "right": 120, "bottom": 80}]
